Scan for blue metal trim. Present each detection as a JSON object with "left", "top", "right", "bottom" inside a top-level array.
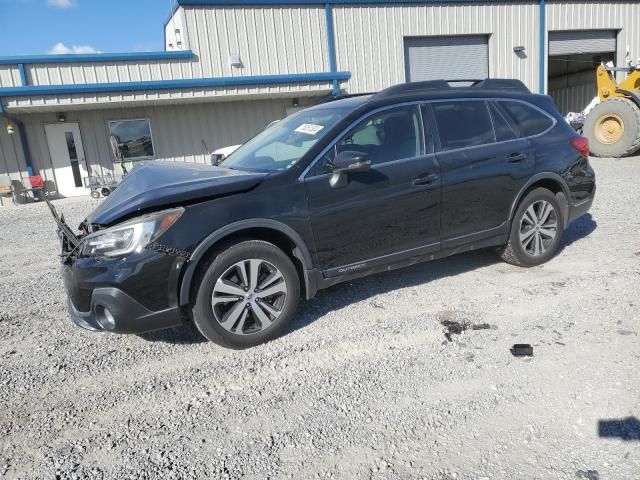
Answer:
[
  {"left": 16, "top": 120, "right": 34, "bottom": 176},
  {"left": 18, "top": 64, "right": 28, "bottom": 86},
  {"left": 538, "top": 0, "right": 546, "bottom": 94},
  {"left": 0, "top": 50, "right": 194, "bottom": 66},
  {"left": 176, "top": 0, "right": 533, "bottom": 5},
  {"left": 324, "top": 3, "right": 340, "bottom": 96},
  {"left": 0, "top": 72, "right": 351, "bottom": 97}
]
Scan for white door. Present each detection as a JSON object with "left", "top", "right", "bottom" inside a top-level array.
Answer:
[{"left": 45, "top": 123, "right": 89, "bottom": 197}]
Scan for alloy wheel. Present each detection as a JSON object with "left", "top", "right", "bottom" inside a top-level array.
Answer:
[
  {"left": 519, "top": 200, "right": 558, "bottom": 256},
  {"left": 211, "top": 258, "right": 288, "bottom": 335}
]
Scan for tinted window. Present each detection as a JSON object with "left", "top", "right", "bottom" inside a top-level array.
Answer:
[
  {"left": 313, "top": 105, "right": 424, "bottom": 174},
  {"left": 489, "top": 102, "right": 517, "bottom": 142},
  {"left": 498, "top": 101, "right": 553, "bottom": 137},
  {"left": 432, "top": 101, "right": 495, "bottom": 150},
  {"left": 109, "top": 119, "right": 154, "bottom": 160}
]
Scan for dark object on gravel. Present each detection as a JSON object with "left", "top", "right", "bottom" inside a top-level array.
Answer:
[
  {"left": 441, "top": 320, "right": 469, "bottom": 341},
  {"left": 441, "top": 320, "right": 495, "bottom": 341},
  {"left": 510, "top": 344, "right": 534, "bottom": 356},
  {"left": 598, "top": 416, "right": 640, "bottom": 441},
  {"left": 471, "top": 323, "right": 492, "bottom": 330},
  {"left": 575, "top": 469, "right": 599, "bottom": 480}
]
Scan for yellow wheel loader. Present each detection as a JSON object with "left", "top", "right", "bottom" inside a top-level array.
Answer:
[{"left": 583, "top": 64, "right": 640, "bottom": 157}]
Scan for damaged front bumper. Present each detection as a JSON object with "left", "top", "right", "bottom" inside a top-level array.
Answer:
[
  {"left": 61, "top": 252, "right": 186, "bottom": 334},
  {"left": 65, "top": 286, "right": 183, "bottom": 334},
  {"left": 59, "top": 244, "right": 187, "bottom": 334},
  {"left": 47, "top": 199, "right": 186, "bottom": 335}
]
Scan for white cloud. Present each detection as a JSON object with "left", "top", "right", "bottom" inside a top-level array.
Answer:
[
  {"left": 48, "top": 42, "right": 100, "bottom": 54},
  {"left": 47, "top": 0, "right": 74, "bottom": 8}
]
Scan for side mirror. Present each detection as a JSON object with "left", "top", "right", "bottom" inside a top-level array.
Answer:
[{"left": 329, "top": 151, "right": 371, "bottom": 188}]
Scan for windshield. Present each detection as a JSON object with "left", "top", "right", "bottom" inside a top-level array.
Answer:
[{"left": 221, "top": 106, "right": 350, "bottom": 172}]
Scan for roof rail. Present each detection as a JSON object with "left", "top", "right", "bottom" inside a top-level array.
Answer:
[
  {"left": 313, "top": 91, "right": 375, "bottom": 105},
  {"left": 472, "top": 78, "right": 530, "bottom": 92},
  {"left": 371, "top": 80, "right": 451, "bottom": 100},
  {"left": 371, "top": 78, "right": 530, "bottom": 100}
]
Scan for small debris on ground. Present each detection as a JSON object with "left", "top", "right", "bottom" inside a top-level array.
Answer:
[
  {"left": 471, "top": 323, "right": 492, "bottom": 330},
  {"left": 575, "top": 469, "right": 600, "bottom": 480},
  {"left": 510, "top": 344, "right": 534, "bottom": 357},
  {"left": 441, "top": 320, "right": 470, "bottom": 341},
  {"left": 441, "top": 320, "right": 496, "bottom": 341}
]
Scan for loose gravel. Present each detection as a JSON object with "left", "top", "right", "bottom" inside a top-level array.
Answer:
[{"left": 1, "top": 157, "right": 639, "bottom": 479}]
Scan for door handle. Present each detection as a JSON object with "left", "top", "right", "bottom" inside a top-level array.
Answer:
[
  {"left": 412, "top": 173, "right": 439, "bottom": 187},
  {"left": 508, "top": 153, "right": 527, "bottom": 163}
]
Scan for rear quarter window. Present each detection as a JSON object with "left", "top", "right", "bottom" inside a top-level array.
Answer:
[
  {"left": 432, "top": 100, "right": 495, "bottom": 151},
  {"left": 497, "top": 101, "right": 554, "bottom": 138}
]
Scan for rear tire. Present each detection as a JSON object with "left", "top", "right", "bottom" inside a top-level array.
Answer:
[
  {"left": 583, "top": 98, "right": 640, "bottom": 157},
  {"left": 500, "top": 188, "right": 565, "bottom": 267},
  {"left": 191, "top": 240, "right": 300, "bottom": 349}
]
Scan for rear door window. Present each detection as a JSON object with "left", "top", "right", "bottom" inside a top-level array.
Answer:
[
  {"left": 432, "top": 101, "right": 495, "bottom": 151},
  {"left": 497, "top": 101, "right": 554, "bottom": 138},
  {"left": 489, "top": 102, "right": 517, "bottom": 142}
]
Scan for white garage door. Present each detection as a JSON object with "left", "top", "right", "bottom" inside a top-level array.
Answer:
[
  {"left": 404, "top": 35, "right": 489, "bottom": 83},
  {"left": 548, "top": 30, "right": 617, "bottom": 56}
]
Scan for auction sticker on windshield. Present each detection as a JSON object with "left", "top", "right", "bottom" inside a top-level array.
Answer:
[{"left": 295, "top": 123, "right": 324, "bottom": 135}]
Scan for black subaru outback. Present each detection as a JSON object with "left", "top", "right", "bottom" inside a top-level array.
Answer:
[{"left": 49, "top": 79, "right": 595, "bottom": 348}]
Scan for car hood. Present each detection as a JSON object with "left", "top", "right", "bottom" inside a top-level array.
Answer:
[{"left": 87, "top": 161, "right": 266, "bottom": 226}]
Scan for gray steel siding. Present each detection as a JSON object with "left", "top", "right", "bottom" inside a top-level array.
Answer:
[
  {"left": 1, "top": 5, "right": 333, "bottom": 107},
  {"left": 548, "top": 30, "right": 617, "bottom": 56},
  {"left": 548, "top": 70, "right": 595, "bottom": 114},
  {"left": 181, "top": 5, "right": 329, "bottom": 78},
  {"left": 165, "top": 7, "right": 188, "bottom": 51},
  {"left": 0, "top": 66, "right": 21, "bottom": 88},
  {"left": 3, "top": 82, "right": 332, "bottom": 110},
  {"left": 0, "top": 97, "right": 318, "bottom": 196},
  {"left": 26, "top": 58, "right": 197, "bottom": 86},
  {"left": 333, "top": 3, "right": 540, "bottom": 94},
  {"left": 404, "top": 35, "right": 489, "bottom": 82}
]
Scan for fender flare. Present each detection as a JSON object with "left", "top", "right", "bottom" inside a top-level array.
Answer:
[
  {"left": 508, "top": 172, "right": 571, "bottom": 221},
  {"left": 178, "top": 218, "right": 315, "bottom": 306}
]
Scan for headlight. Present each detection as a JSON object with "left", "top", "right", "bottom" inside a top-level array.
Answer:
[{"left": 81, "top": 207, "right": 183, "bottom": 258}]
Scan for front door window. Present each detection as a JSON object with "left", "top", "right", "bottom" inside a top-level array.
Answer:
[
  {"left": 313, "top": 105, "right": 425, "bottom": 175},
  {"left": 64, "top": 131, "right": 83, "bottom": 188}
]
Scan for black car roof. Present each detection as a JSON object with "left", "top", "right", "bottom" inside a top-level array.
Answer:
[{"left": 313, "top": 79, "right": 539, "bottom": 113}]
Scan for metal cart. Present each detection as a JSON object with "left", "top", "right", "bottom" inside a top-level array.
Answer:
[{"left": 83, "top": 174, "right": 124, "bottom": 199}]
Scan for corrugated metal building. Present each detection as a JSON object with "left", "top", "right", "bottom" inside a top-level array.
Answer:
[{"left": 1, "top": 0, "right": 638, "bottom": 202}]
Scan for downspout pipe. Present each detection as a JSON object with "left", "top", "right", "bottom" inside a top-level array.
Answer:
[
  {"left": 325, "top": 3, "right": 340, "bottom": 96},
  {"left": 0, "top": 98, "right": 35, "bottom": 176},
  {"left": 539, "top": 0, "right": 546, "bottom": 94}
]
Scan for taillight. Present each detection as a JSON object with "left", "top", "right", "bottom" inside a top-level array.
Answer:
[{"left": 570, "top": 136, "right": 589, "bottom": 158}]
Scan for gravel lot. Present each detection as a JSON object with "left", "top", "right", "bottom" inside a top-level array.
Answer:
[{"left": 1, "top": 157, "right": 639, "bottom": 479}]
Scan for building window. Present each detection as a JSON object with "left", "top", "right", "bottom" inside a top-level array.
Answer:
[{"left": 108, "top": 119, "right": 155, "bottom": 161}]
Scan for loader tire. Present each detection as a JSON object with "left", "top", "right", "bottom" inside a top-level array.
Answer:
[{"left": 584, "top": 97, "right": 640, "bottom": 158}]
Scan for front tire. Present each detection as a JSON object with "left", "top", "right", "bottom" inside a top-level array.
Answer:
[
  {"left": 191, "top": 240, "right": 300, "bottom": 349},
  {"left": 500, "top": 188, "right": 565, "bottom": 267},
  {"left": 583, "top": 98, "right": 640, "bottom": 158}
]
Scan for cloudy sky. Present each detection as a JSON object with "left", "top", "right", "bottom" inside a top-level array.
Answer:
[{"left": 0, "top": 0, "right": 172, "bottom": 56}]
